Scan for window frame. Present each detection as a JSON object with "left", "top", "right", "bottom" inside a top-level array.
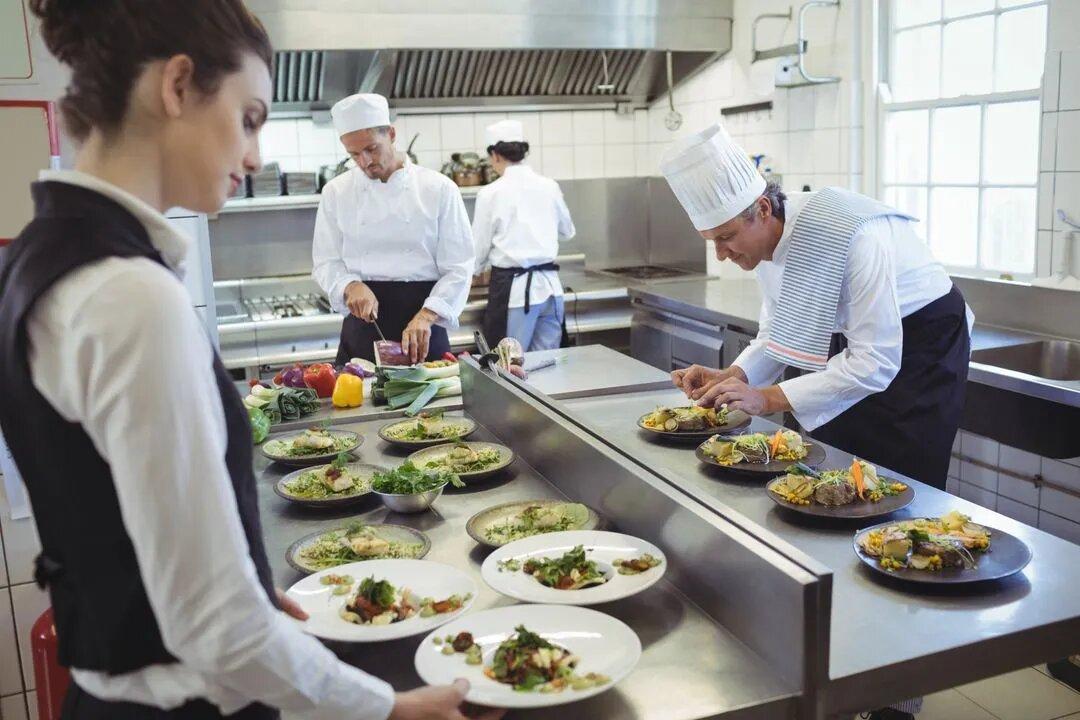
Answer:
[{"left": 876, "top": 0, "right": 1048, "bottom": 280}]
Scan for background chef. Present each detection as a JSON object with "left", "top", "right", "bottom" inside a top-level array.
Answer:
[
  {"left": 313, "top": 93, "right": 474, "bottom": 364},
  {"left": 472, "top": 119, "right": 576, "bottom": 351},
  {"left": 663, "top": 123, "right": 972, "bottom": 490}
]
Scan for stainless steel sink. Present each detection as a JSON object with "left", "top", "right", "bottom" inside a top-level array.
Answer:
[{"left": 972, "top": 340, "right": 1080, "bottom": 381}]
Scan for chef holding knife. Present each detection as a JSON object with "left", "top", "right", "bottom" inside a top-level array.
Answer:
[
  {"left": 313, "top": 93, "right": 474, "bottom": 364},
  {"left": 661, "top": 123, "right": 972, "bottom": 494}
]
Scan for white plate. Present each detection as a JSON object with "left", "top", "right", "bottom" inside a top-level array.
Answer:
[
  {"left": 285, "top": 559, "right": 476, "bottom": 642},
  {"left": 414, "top": 604, "right": 641, "bottom": 709},
  {"left": 480, "top": 531, "right": 666, "bottom": 606}
]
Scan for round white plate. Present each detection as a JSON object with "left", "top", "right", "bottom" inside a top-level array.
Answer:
[
  {"left": 414, "top": 604, "right": 641, "bottom": 709},
  {"left": 480, "top": 531, "right": 666, "bottom": 606},
  {"left": 285, "top": 559, "right": 476, "bottom": 642}
]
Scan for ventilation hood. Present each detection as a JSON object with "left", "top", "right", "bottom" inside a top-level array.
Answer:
[{"left": 248, "top": 0, "right": 733, "bottom": 116}]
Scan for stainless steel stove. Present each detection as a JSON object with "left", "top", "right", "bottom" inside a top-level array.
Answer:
[{"left": 598, "top": 265, "right": 695, "bottom": 280}]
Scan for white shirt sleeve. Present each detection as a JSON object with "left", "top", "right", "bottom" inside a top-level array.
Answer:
[
  {"left": 312, "top": 186, "right": 364, "bottom": 315},
  {"left": 423, "top": 182, "right": 475, "bottom": 328},
  {"left": 731, "top": 292, "right": 785, "bottom": 386},
  {"left": 555, "top": 184, "right": 576, "bottom": 241},
  {"left": 30, "top": 261, "right": 395, "bottom": 720},
  {"left": 778, "top": 221, "right": 904, "bottom": 431},
  {"left": 471, "top": 190, "right": 495, "bottom": 273}
]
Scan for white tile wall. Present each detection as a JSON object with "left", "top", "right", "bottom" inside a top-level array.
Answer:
[
  {"left": 1057, "top": 111, "right": 1080, "bottom": 171},
  {"left": 1038, "top": 27, "right": 1080, "bottom": 279},
  {"left": 1, "top": 588, "right": 22, "bottom": 696},
  {"left": 1, "top": 694, "right": 29, "bottom": 720}
]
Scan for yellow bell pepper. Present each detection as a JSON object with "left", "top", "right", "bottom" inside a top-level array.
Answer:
[{"left": 331, "top": 373, "right": 364, "bottom": 408}]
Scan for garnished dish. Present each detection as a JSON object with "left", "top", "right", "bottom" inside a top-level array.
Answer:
[
  {"left": 414, "top": 604, "right": 641, "bottom": 708},
  {"left": 371, "top": 460, "right": 464, "bottom": 513},
  {"left": 407, "top": 441, "right": 514, "bottom": 481},
  {"left": 642, "top": 405, "right": 728, "bottom": 432},
  {"left": 378, "top": 412, "right": 476, "bottom": 447},
  {"left": 275, "top": 454, "right": 378, "bottom": 506},
  {"left": 469, "top": 501, "right": 597, "bottom": 547},
  {"left": 481, "top": 531, "right": 666, "bottom": 606},
  {"left": 766, "top": 460, "right": 915, "bottom": 519},
  {"left": 858, "top": 510, "right": 991, "bottom": 572},
  {"left": 697, "top": 428, "right": 825, "bottom": 474},
  {"left": 262, "top": 427, "right": 361, "bottom": 465},
  {"left": 287, "top": 559, "right": 477, "bottom": 643},
  {"left": 287, "top": 522, "right": 428, "bottom": 573}
]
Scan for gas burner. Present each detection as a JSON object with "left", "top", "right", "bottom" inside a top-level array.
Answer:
[
  {"left": 241, "top": 293, "right": 332, "bottom": 321},
  {"left": 600, "top": 265, "right": 693, "bottom": 280}
]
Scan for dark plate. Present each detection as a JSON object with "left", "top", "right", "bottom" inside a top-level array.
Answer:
[
  {"left": 636, "top": 408, "right": 752, "bottom": 442},
  {"left": 765, "top": 477, "right": 916, "bottom": 519},
  {"left": 465, "top": 499, "right": 603, "bottom": 548},
  {"left": 696, "top": 435, "right": 826, "bottom": 476},
  {"left": 853, "top": 521, "right": 1032, "bottom": 585},
  {"left": 377, "top": 417, "right": 477, "bottom": 448},
  {"left": 261, "top": 430, "right": 362, "bottom": 467},
  {"left": 406, "top": 442, "right": 515, "bottom": 483},
  {"left": 273, "top": 462, "right": 387, "bottom": 509},
  {"left": 285, "top": 523, "right": 431, "bottom": 574}
]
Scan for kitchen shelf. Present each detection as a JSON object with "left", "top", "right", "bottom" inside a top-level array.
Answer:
[{"left": 218, "top": 183, "right": 483, "bottom": 215}]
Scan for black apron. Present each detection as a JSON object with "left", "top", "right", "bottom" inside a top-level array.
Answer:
[
  {"left": 335, "top": 280, "right": 450, "bottom": 364},
  {"left": 62, "top": 685, "right": 271, "bottom": 720},
  {"left": 481, "top": 263, "right": 568, "bottom": 349},
  {"left": 810, "top": 285, "right": 970, "bottom": 489}
]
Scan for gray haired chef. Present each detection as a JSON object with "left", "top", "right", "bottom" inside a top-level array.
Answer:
[
  {"left": 312, "top": 93, "right": 474, "bottom": 364},
  {"left": 662, "top": 123, "right": 972, "bottom": 492}
]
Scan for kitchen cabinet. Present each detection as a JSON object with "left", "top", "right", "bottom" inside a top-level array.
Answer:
[{"left": 630, "top": 304, "right": 723, "bottom": 372}]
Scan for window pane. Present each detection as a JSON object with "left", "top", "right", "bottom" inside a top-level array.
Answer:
[
  {"left": 884, "top": 110, "right": 930, "bottom": 183},
  {"left": 942, "top": 16, "right": 994, "bottom": 97},
  {"left": 984, "top": 101, "right": 1039, "bottom": 183},
  {"left": 931, "top": 105, "right": 981, "bottom": 183},
  {"left": 884, "top": 186, "right": 929, "bottom": 222},
  {"left": 892, "top": 26, "right": 941, "bottom": 101},
  {"left": 945, "top": 0, "right": 993, "bottom": 18},
  {"left": 893, "top": 0, "right": 942, "bottom": 27},
  {"left": 995, "top": 6, "right": 1048, "bottom": 92},
  {"left": 930, "top": 187, "right": 979, "bottom": 266},
  {"left": 980, "top": 187, "right": 1036, "bottom": 273}
]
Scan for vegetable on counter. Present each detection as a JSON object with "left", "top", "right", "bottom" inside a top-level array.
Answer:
[
  {"left": 244, "top": 384, "right": 320, "bottom": 424},
  {"left": 332, "top": 373, "right": 364, "bottom": 408},
  {"left": 276, "top": 364, "right": 308, "bottom": 389},
  {"left": 342, "top": 357, "right": 377, "bottom": 379},
  {"left": 303, "top": 363, "right": 337, "bottom": 398},
  {"left": 248, "top": 407, "right": 271, "bottom": 444}
]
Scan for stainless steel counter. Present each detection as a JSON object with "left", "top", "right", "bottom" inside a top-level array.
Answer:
[
  {"left": 255, "top": 414, "right": 799, "bottom": 719},
  {"left": 559, "top": 387, "right": 1080, "bottom": 716}
]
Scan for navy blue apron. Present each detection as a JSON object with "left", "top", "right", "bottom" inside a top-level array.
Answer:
[
  {"left": 810, "top": 285, "right": 970, "bottom": 489},
  {"left": 335, "top": 280, "right": 450, "bottom": 364}
]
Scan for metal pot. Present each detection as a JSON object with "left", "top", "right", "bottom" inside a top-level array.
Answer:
[{"left": 373, "top": 484, "right": 445, "bottom": 513}]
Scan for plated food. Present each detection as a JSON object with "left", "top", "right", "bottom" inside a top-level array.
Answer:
[
  {"left": 854, "top": 511, "right": 1030, "bottom": 584},
  {"left": 407, "top": 441, "right": 514, "bottom": 481},
  {"left": 286, "top": 522, "right": 430, "bottom": 574},
  {"left": 637, "top": 404, "right": 750, "bottom": 440},
  {"left": 261, "top": 427, "right": 361, "bottom": 466},
  {"left": 287, "top": 559, "right": 476, "bottom": 642},
  {"left": 274, "top": 455, "right": 383, "bottom": 507},
  {"left": 697, "top": 428, "right": 825, "bottom": 474},
  {"left": 766, "top": 460, "right": 915, "bottom": 519},
  {"left": 466, "top": 500, "right": 600, "bottom": 548},
  {"left": 371, "top": 460, "right": 463, "bottom": 513},
  {"left": 481, "top": 530, "right": 666, "bottom": 605},
  {"left": 378, "top": 412, "right": 477, "bottom": 447},
  {"left": 414, "top": 604, "right": 641, "bottom": 708}
]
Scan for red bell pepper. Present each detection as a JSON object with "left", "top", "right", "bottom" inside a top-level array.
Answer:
[{"left": 303, "top": 363, "right": 337, "bottom": 398}]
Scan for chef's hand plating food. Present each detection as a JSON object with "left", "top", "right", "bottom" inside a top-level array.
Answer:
[{"left": 641, "top": 405, "right": 729, "bottom": 432}]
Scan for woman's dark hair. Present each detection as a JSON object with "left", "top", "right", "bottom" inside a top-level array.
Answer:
[
  {"left": 486, "top": 141, "right": 530, "bottom": 163},
  {"left": 29, "top": 0, "right": 273, "bottom": 142}
]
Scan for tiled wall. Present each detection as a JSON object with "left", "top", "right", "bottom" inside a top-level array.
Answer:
[
  {"left": 1037, "top": 0, "right": 1080, "bottom": 280},
  {"left": 0, "top": 492, "right": 45, "bottom": 720},
  {"left": 947, "top": 432, "right": 1080, "bottom": 544}
]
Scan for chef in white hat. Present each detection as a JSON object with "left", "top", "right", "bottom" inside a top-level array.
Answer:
[
  {"left": 473, "top": 119, "right": 576, "bottom": 350},
  {"left": 312, "top": 93, "right": 474, "bottom": 364},
  {"left": 662, "top": 122, "right": 972, "bottom": 496}
]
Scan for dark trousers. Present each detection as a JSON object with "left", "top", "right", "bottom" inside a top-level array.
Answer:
[
  {"left": 62, "top": 683, "right": 278, "bottom": 720},
  {"left": 335, "top": 280, "right": 450, "bottom": 364},
  {"left": 810, "top": 286, "right": 970, "bottom": 489}
]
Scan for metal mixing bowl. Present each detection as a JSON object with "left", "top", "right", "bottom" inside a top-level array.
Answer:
[{"left": 373, "top": 484, "right": 446, "bottom": 513}]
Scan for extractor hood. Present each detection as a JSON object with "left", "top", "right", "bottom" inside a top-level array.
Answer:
[{"left": 248, "top": 0, "right": 733, "bottom": 116}]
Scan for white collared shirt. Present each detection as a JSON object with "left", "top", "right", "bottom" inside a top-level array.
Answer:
[
  {"left": 25, "top": 169, "right": 395, "bottom": 719},
  {"left": 472, "top": 164, "right": 576, "bottom": 308},
  {"left": 732, "top": 191, "right": 971, "bottom": 430},
  {"left": 312, "top": 158, "right": 474, "bottom": 327}
]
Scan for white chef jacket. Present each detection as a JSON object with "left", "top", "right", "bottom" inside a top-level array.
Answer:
[
  {"left": 312, "top": 158, "right": 474, "bottom": 327},
  {"left": 472, "top": 163, "right": 576, "bottom": 308},
  {"left": 26, "top": 170, "right": 395, "bottom": 720},
  {"left": 733, "top": 191, "right": 973, "bottom": 431}
]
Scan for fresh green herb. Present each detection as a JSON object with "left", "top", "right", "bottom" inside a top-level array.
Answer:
[
  {"left": 372, "top": 461, "right": 463, "bottom": 494},
  {"left": 358, "top": 576, "right": 396, "bottom": 608},
  {"left": 521, "top": 545, "right": 606, "bottom": 590}
]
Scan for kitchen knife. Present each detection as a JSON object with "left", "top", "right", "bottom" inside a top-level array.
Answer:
[{"left": 371, "top": 318, "right": 387, "bottom": 341}]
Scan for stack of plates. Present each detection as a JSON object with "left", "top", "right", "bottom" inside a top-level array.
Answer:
[
  {"left": 284, "top": 172, "right": 318, "bottom": 196},
  {"left": 251, "top": 162, "right": 283, "bottom": 197}
]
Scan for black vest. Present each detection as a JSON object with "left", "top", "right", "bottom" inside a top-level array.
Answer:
[{"left": 0, "top": 181, "right": 277, "bottom": 674}]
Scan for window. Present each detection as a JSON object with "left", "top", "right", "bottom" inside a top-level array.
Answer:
[{"left": 880, "top": 0, "right": 1047, "bottom": 278}]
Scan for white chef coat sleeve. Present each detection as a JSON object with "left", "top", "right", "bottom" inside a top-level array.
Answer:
[
  {"left": 423, "top": 182, "right": 475, "bottom": 328},
  {"left": 471, "top": 188, "right": 495, "bottom": 273},
  {"left": 555, "top": 183, "right": 576, "bottom": 240},
  {"left": 731, "top": 292, "right": 785, "bottom": 386},
  {"left": 777, "top": 220, "right": 903, "bottom": 431},
  {"left": 312, "top": 185, "right": 364, "bottom": 315},
  {"left": 40, "top": 263, "right": 395, "bottom": 720}
]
